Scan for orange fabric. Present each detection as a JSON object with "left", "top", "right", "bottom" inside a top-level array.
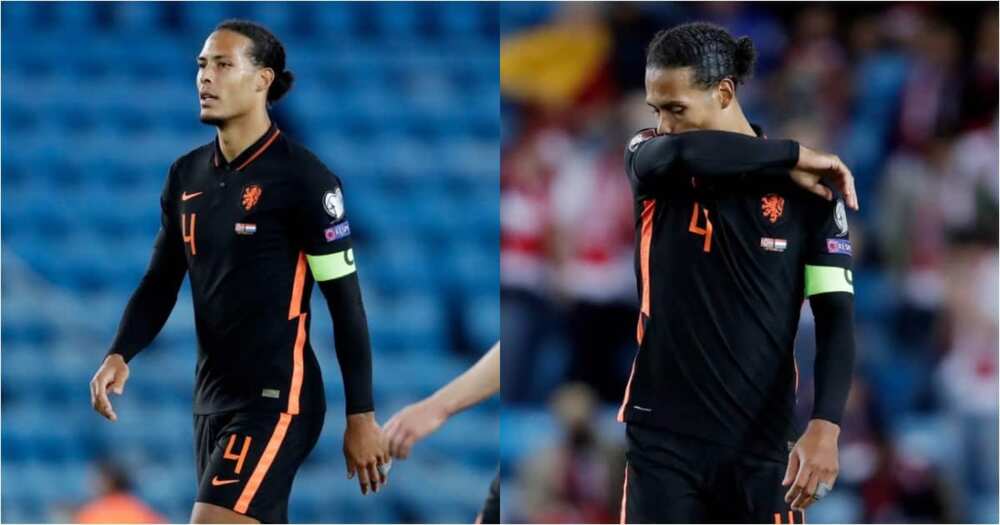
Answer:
[
  {"left": 617, "top": 358, "right": 638, "bottom": 423},
  {"left": 688, "top": 203, "right": 713, "bottom": 252},
  {"left": 182, "top": 213, "right": 197, "bottom": 255},
  {"left": 223, "top": 434, "right": 252, "bottom": 475},
  {"left": 236, "top": 129, "right": 281, "bottom": 171},
  {"left": 621, "top": 199, "right": 655, "bottom": 423},
  {"left": 619, "top": 463, "right": 629, "bottom": 524},
  {"left": 789, "top": 510, "right": 795, "bottom": 524},
  {"left": 234, "top": 412, "right": 292, "bottom": 514},
  {"left": 287, "top": 313, "right": 307, "bottom": 415},
  {"left": 636, "top": 199, "right": 656, "bottom": 343},
  {"left": 75, "top": 493, "right": 165, "bottom": 524},
  {"left": 774, "top": 512, "right": 782, "bottom": 524},
  {"left": 288, "top": 251, "right": 307, "bottom": 320}
]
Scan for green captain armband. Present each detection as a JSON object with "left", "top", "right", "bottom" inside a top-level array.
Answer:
[
  {"left": 307, "top": 249, "right": 356, "bottom": 282},
  {"left": 804, "top": 265, "right": 853, "bottom": 296}
]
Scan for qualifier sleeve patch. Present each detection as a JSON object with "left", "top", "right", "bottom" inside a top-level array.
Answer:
[
  {"left": 804, "top": 265, "right": 854, "bottom": 296},
  {"left": 307, "top": 249, "right": 356, "bottom": 282}
]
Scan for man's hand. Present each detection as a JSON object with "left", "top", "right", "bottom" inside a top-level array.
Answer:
[
  {"left": 343, "top": 412, "right": 390, "bottom": 495},
  {"left": 89, "top": 354, "right": 129, "bottom": 421},
  {"left": 783, "top": 419, "right": 840, "bottom": 511},
  {"left": 794, "top": 145, "right": 859, "bottom": 211},
  {"left": 383, "top": 398, "right": 449, "bottom": 459}
]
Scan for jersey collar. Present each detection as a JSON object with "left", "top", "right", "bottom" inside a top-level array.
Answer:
[{"left": 212, "top": 122, "right": 282, "bottom": 171}]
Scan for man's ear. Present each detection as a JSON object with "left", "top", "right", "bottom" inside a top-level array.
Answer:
[
  {"left": 257, "top": 67, "right": 275, "bottom": 94},
  {"left": 715, "top": 78, "right": 736, "bottom": 110}
]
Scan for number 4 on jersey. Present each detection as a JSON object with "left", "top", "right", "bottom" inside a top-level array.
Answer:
[{"left": 688, "top": 202, "right": 713, "bottom": 253}]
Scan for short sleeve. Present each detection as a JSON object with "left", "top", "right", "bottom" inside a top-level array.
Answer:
[
  {"left": 803, "top": 197, "right": 854, "bottom": 296},
  {"left": 296, "top": 161, "right": 353, "bottom": 257}
]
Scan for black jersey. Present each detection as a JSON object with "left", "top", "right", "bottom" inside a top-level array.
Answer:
[
  {"left": 111, "top": 123, "right": 362, "bottom": 415},
  {"left": 619, "top": 127, "right": 853, "bottom": 461}
]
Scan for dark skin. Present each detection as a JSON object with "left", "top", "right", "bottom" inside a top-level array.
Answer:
[
  {"left": 90, "top": 29, "right": 388, "bottom": 524},
  {"left": 644, "top": 66, "right": 848, "bottom": 511},
  {"left": 645, "top": 67, "right": 859, "bottom": 211}
]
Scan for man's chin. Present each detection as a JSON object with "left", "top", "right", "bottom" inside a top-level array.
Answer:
[{"left": 199, "top": 112, "right": 226, "bottom": 126}]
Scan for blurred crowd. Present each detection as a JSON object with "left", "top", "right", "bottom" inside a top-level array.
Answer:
[{"left": 500, "top": 3, "right": 998, "bottom": 523}]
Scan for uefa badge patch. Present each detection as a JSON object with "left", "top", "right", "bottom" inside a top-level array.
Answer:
[
  {"left": 628, "top": 128, "right": 658, "bottom": 152},
  {"left": 323, "top": 188, "right": 345, "bottom": 220},
  {"left": 324, "top": 221, "right": 351, "bottom": 242},
  {"left": 834, "top": 199, "right": 849, "bottom": 236},
  {"left": 826, "top": 238, "right": 852, "bottom": 255}
]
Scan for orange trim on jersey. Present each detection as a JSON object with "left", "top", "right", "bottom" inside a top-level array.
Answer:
[
  {"left": 617, "top": 358, "right": 638, "bottom": 422},
  {"left": 619, "top": 463, "right": 629, "bottom": 524},
  {"left": 236, "top": 129, "right": 281, "bottom": 171},
  {"left": 234, "top": 412, "right": 292, "bottom": 515},
  {"left": 286, "top": 251, "right": 308, "bottom": 415},
  {"left": 636, "top": 199, "right": 655, "bottom": 343},
  {"left": 789, "top": 510, "right": 795, "bottom": 524},
  {"left": 287, "top": 313, "right": 307, "bottom": 415},
  {"left": 621, "top": 199, "right": 655, "bottom": 423},
  {"left": 774, "top": 512, "right": 782, "bottom": 524},
  {"left": 289, "top": 251, "right": 307, "bottom": 320}
]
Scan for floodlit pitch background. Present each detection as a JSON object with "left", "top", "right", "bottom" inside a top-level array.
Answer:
[
  {"left": 500, "top": 2, "right": 997, "bottom": 523},
  {"left": 1, "top": 2, "right": 499, "bottom": 523}
]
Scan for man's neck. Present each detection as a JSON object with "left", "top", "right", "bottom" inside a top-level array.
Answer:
[
  {"left": 716, "top": 101, "right": 757, "bottom": 137},
  {"left": 217, "top": 111, "right": 272, "bottom": 163}
]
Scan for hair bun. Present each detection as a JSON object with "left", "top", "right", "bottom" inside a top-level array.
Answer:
[
  {"left": 733, "top": 36, "right": 756, "bottom": 81},
  {"left": 268, "top": 70, "right": 295, "bottom": 103}
]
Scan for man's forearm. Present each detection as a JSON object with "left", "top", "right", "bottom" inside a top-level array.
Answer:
[
  {"left": 427, "top": 342, "right": 500, "bottom": 417},
  {"left": 633, "top": 130, "right": 799, "bottom": 180},
  {"left": 108, "top": 228, "right": 186, "bottom": 362},
  {"left": 318, "top": 273, "right": 374, "bottom": 415},
  {"left": 809, "top": 292, "right": 856, "bottom": 425}
]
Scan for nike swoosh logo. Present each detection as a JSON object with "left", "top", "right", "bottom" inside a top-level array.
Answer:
[
  {"left": 181, "top": 191, "right": 204, "bottom": 201},
  {"left": 211, "top": 476, "right": 240, "bottom": 486}
]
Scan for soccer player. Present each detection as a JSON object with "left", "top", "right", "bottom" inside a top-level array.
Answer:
[
  {"left": 88, "top": 20, "right": 389, "bottom": 524},
  {"left": 383, "top": 342, "right": 500, "bottom": 524},
  {"left": 619, "top": 23, "right": 858, "bottom": 523}
]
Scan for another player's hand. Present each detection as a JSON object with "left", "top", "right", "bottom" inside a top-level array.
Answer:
[
  {"left": 343, "top": 412, "right": 390, "bottom": 495},
  {"left": 89, "top": 354, "right": 129, "bottom": 422},
  {"left": 783, "top": 419, "right": 840, "bottom": 511},
  {"left": 794, "top": 145, "right": 859, "bottom": 211},
  {"left": 383, "top": 398, "right": 449, "bottom": 459}
]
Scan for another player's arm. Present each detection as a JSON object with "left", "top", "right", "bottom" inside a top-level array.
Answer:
[
  {"left": 784, "top": 201, "right": 857, "bottom": 511},
  {"left": 384, "top": 342, "right": 500, "bottom": 459},
  {"left": 297, "top": 163, "right": 388, "bottom": 496},
  {"left": 90, "top": 163, "right": 188, "bottom": 422},
  {"left": 627, "top": 130, "right": 858, "bottom": 209}
]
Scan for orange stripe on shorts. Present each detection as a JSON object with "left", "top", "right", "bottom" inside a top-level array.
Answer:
[{"left": 233, "top": 413, "right": 292, "bottom": 514}]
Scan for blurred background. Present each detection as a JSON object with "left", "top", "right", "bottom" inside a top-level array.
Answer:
[
  {"left": 500, "top": 2, "right": 997, "bottom": 523},
  {"left": 1, "top": 2, "right": 498, "bottom": 523}
]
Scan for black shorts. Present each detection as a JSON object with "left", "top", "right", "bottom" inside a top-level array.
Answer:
[
  {"left": 622, "top": 424, "right": 805, "bottom": 524},
  {"left": 477, "top": 470, "right": 500, "bottom": 524},
  {"left": 194, "top": 410, "right": 324, "bottom": 523}
]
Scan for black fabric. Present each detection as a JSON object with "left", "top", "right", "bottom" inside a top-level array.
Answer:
[
  {"left": 619, "top": 125, "right": 854, "bottom": 462},
  {"left": 107, "top": 124, "right": 371, "bottom": 416},
  {"left": 317, "top": 274, "right": 374, "bottom": 415},
  {"left": 194, "top": 410, "right": 324, "bottom": 523},
  {"left": 623, "top": 424, "right": 804, "bottom": 524},
  {"left": 627, "top": 128, "right": 799, "bottom": 196},
  {"left": 808, "top": 292, "right": 856, "bottom": 425},
  {"left": 107, "top": 164, "right": 187, "bottom": 362},
  {"left": 479, "top": 470, "right": 500, "bottom": 524}
]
